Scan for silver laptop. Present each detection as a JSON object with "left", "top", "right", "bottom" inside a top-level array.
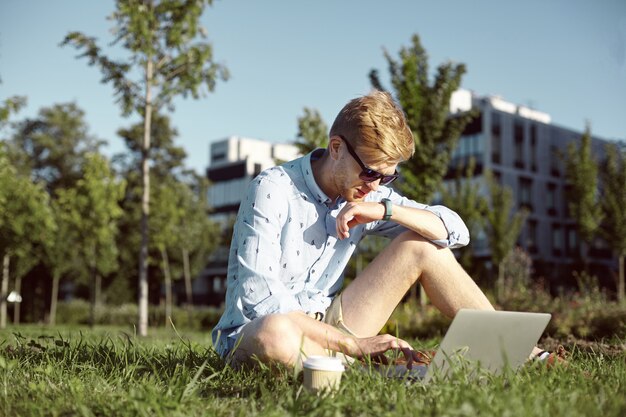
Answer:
[{"left": 381, "top": 309, "right": 551, "bottom": 383}]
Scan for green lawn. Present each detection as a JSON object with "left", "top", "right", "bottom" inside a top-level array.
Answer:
[{"left": 1, "top": 325, "right": 625, "bottom": 417}]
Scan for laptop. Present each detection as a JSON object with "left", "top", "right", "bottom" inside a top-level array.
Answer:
[{"left": 378, "top": 309, "right": 551, "bottom": 383}]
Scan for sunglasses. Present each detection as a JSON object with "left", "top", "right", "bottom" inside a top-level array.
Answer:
[{"left": 337, "top": 135, "right": 399, "bottom": 186}]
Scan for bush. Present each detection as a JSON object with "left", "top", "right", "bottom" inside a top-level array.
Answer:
[
  {"left": 383, "top": 274, "right": 626, "bottom": 341},
  {"left": 55, "top": 300, "right": 223, "bottom": 330}
]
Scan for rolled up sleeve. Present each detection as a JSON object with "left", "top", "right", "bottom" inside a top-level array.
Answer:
[
  {"left": 368, "top": 188, "right": 470, "bottom": 249},
  {"left": 421, "top": 204, "right": 470, "bottom": 248}
]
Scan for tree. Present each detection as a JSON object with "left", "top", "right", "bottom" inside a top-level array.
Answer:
[
  {"left": 369, "top": 34, "right": 475, "bottom": 203},
  {"left": 113, "top": 113, "right": 190, "bottom": 306},
  {"left": 294, "top": 108, "right": 328, "bottom": 155},
  {"left": 483, "top": 171, "right": 527, "bottom": 300},
  {"left": 115, "top": 112, "right": 188, "bottom": 181},
  {"left": 151, "top": 174, "right": 220, "bottom": 325},
  {"left": 115, "top": 114, "right": 220, "bottom": 320},
  {"left": 43, "top": 198, "right": 79, "bottom": 326},
  {"left": 563, "top": 125, "right": 603, "bottom": 267},
  {"left": 440, "top": 158, "right": 488, "bottom": 272},
  {"left": 600, "top": 142, "right": 626, "bottom": 303},
  {"left": 175, "top": 175, "right": 220, "bottom": 310},
  {"left": 9, "top": 243, "right": 41, "bottom": 325},
  {"left": 62, "top": 0, "right": 228, "bottom": 335},
  {"left": 150, "top": 177, "right": 181, "bottom": 325},
  {"left": 0, "top": 96, "right": 27, "bottom": 128},
  {"left": 7, "top": 103, "right": 103, "bottom": 192},
  {"left": 0, "top": 145, "right": 56, "bottom": 328},
  {"left": 55, "top": 153, "right": 125, "bottom": 326}
]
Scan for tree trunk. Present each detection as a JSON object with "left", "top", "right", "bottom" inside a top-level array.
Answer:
[
  {"left": 12, "top": 275, "right": 21, "bottom": 324},
  {"left": 182, "top": 248, "right": 193, "bottom": 326},
  {"left": 89, "top": 255, "right": 97, "bottom": 328},
  {"left": 0, "top": 254, "right": 9, "bottom": 329},
  {"left": 138, "top": 56, "right": 154, "bottom": 337},
  {"left": 618, "top": 254, "right": 625, "bottom": 304},
  {"left": 49, "top": 271, "right": 60, "bottom": 326},
  {"left": 182, "top": 248, "right": 193, "bottom": 306},
  {"left": 95, "top": 273, "right": 102, "bottom": 307},
  {"left": 160, "top": 247, "right": 172, "bottom": 327}
]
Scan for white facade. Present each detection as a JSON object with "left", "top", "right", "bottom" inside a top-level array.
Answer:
[
  {"left": 207, "top": 136, "right": 300, "bottom": 225},
  {"left": 445, "top": 90, "right": 613, "bottom": 279}
]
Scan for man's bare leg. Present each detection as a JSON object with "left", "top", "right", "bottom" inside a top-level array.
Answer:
[
  {"left": 341, "top": 231, "right": 545, "bottom": 358},
  {"left": 228, "top": 314, "right": 328, "bottom": 369},
  {"left": 341, "top": 230, "right": 494, "bottom": 337}
]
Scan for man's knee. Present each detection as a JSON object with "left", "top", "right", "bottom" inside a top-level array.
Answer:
[
  {"left": 394, "top": 230, "right": 442, "bottom": 258},
  {"left": 238, "top": 314, "right": 303, "bottom": 365}
]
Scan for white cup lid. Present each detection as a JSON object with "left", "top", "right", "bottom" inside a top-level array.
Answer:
[{"left": 303, "top": 355, "right": 345, "bottom": 372}]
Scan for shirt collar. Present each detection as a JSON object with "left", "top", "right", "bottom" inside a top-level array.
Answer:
[{"left": 301, "top": 148, "right": 333, "bottom": 206}]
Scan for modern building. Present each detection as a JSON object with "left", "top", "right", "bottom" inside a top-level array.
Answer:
[
  {"left": 206, "top": 136, "right": 300, "bottom": 226},
  {"left": 190, "top": 136, "right": 300, "bottom": 305},
  {"left": 446, "top": 89, "right": 614, "bottom": 285}
]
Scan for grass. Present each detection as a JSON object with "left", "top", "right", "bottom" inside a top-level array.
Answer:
[{"left": 1, "top": 325, "right": 625, "bottom": 417}]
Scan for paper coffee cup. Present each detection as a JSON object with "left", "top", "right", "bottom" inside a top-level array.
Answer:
[{"left": 303, "top": 356, "right": 345, "bottom": 393}]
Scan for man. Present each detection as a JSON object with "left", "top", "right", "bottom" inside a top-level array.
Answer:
[{"left": 212, "top": 90, "right": 548, "bottom": 369}]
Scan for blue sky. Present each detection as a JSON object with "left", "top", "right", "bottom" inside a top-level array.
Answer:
[{"left": 1, "top": 0, "right": 625, "bottom": 175}]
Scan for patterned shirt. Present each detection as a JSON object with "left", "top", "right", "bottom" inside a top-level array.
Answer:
[{"left": 211, "top": 149, "right": 470, "bottom": 356}]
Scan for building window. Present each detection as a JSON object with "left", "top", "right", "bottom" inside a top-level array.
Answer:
[
  {"left": 253, "top": 163, "right": 262, "bottom": 177},
  {"left": 491, "top": 113, "right": 501, "bottom": 164},
  {"left": 552, "top": 224, "right": 563, "bottom": 256},
  {"left": 514, "top": 121, "right": 524, "bottom": 169},
  {"left": 450, "top": 134, "right": 484, "bottom": 171},
  {"left": 518, "top": 177, "right": 533, "bottom": 211},
  {"left": 563, "top": 184, "right": 572, "bottom": 217},
  {"left": 212, "top": 152, "right": 226, "bottom": 163},
  {"left": 212, "top": 277, "right": 222, "bottom": 293},
  {"left": 530, "top": 125, "right": 537, "bottom": 172},
  {"left": 546, "top": 183, "right": 557, "bottom": 216},
  {"left": 474, "top": 227, "right": 488, "bottom": 251},
  {"left": 491, "top": 112, "right": 501, "bottom": 136},
  {"left": 566, "top": 227, "right": 578, "bottom": 257},
  {"left": 550, "top": 145, "right": 560, "bottom": 177}
]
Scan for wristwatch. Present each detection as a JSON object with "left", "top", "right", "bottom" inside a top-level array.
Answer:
[{"left": 381, "top": 198, "right": 392, "bottom": 221}]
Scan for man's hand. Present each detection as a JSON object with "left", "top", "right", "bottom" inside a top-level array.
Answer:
[
  {"left": 336, "top": 202, "right": 386, "bottom": 240},
  {"left": 341, "top": 334, "right": 422, "bottom": 369}
]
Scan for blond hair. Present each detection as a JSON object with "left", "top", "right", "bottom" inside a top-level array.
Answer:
[{"left": 329, "top": 90, "right": 415, "bottom": 164}]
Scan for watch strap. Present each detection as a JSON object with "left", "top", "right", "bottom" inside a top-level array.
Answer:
[{"left": 381, "top": 198, "right": 392, "bottom": 221}]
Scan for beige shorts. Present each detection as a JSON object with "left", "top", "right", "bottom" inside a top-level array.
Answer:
[
  {"left": 309, "top": 293, "right": 359, "bottom": 337},
  {"left": 229, "top": 294, "right": 358, "bottom": 367}
]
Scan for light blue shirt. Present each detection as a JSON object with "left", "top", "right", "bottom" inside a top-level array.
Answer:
[{"left": 211, "top": 149, "right": 469, "bottom": 357}]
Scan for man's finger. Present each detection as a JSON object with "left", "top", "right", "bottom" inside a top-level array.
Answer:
[{"left": 375, "top": 354, "right": 389, "bottom": 366}]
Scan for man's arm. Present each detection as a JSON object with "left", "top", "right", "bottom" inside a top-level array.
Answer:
[
  {"left": 285, "top": 311, "right": 423, "bottom": 367},
  {"left": 336, "top": 190, "right": 470, "bottom": 248},
  {"left": 337, "top": 202, "right": 448, "bottom": 241}
]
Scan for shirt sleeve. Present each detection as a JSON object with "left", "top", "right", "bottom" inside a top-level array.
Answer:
[
  {"left": 367, "top": 187, "right": 470, "bottom": 249},
  {"left": 234, "top": 175, "right": 302, "bottom": 320}
]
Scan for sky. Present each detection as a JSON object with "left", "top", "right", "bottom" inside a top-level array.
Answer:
[{"left": 1, "top": 0, "right": 625, "bottom": 175}]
